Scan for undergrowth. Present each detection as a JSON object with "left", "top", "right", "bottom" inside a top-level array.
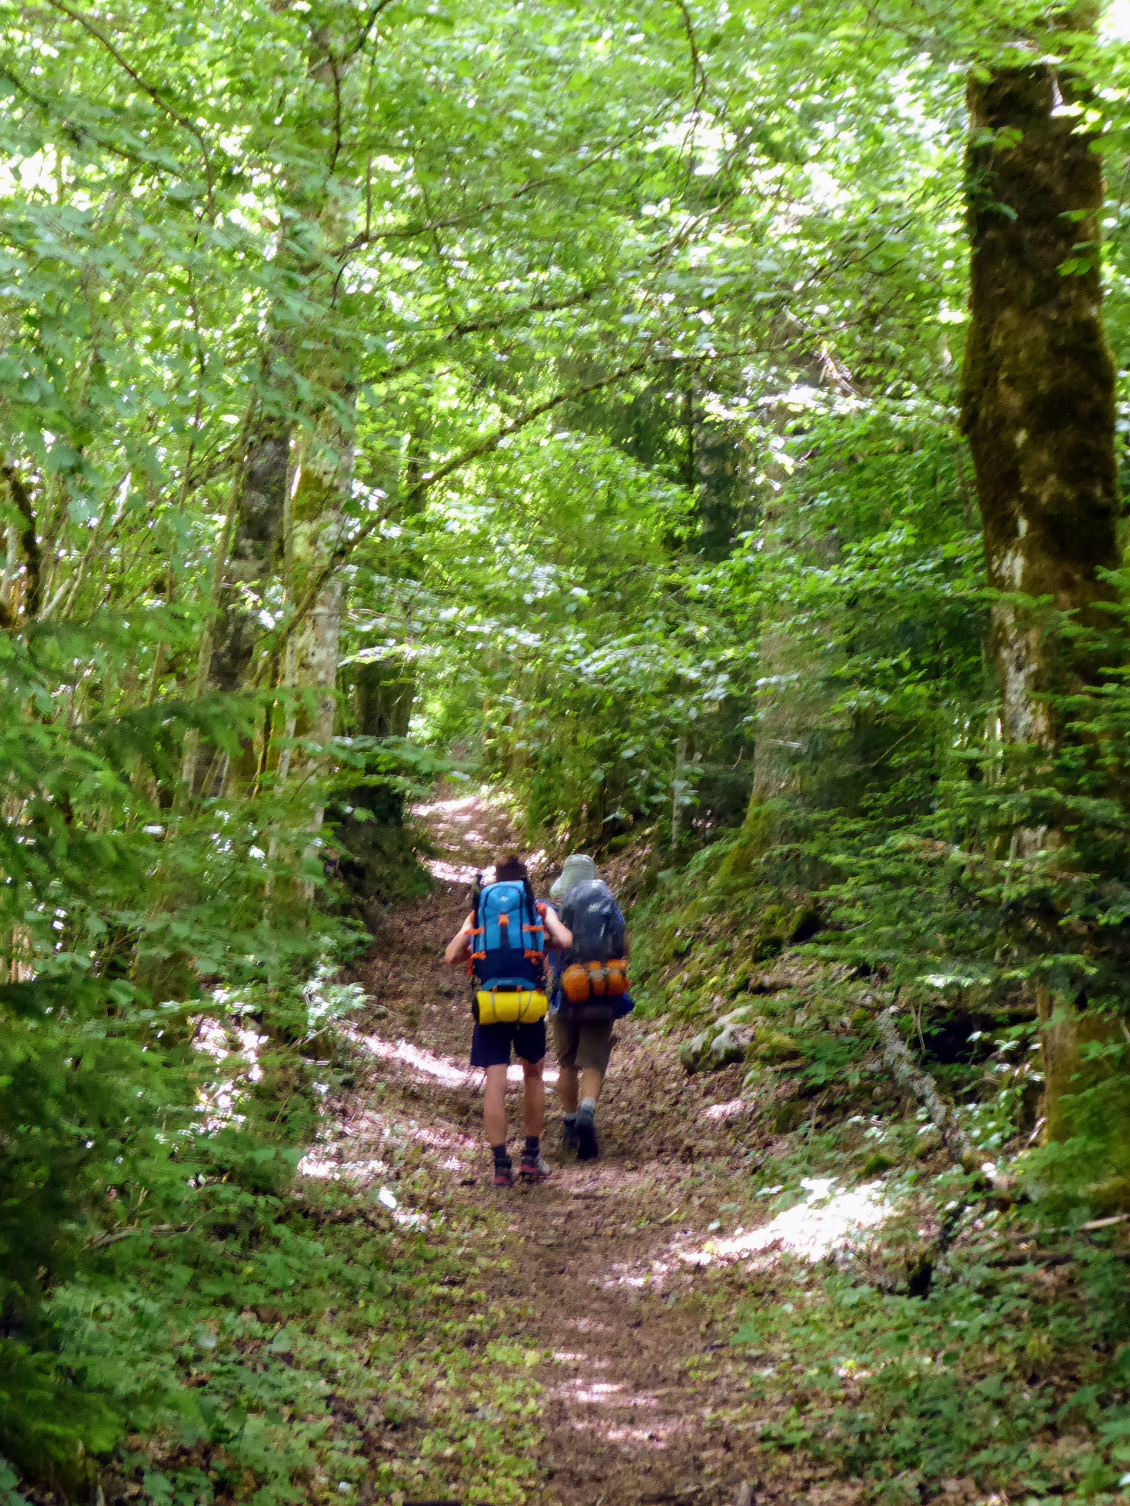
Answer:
[
  {"left": 733, "top": 1230, "right": 1130, "bottom": 1504},
  {"left": 4, "top": 1046, "right": 541, "bottom": 1505},
  {"left": 626, "top": 838, "right": 1130, "bottom": 1505}
]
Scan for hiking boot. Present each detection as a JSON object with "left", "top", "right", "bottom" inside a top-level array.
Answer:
[
  {"left": 576, "top": 1107, "right": 599, "bottom": 1161},
  {"left": 520, "top": 1151, "right": 552, "bottom": 1183},
  {"left": 492, "top": 1156, "right": 515, "bottom": 1188},
  {"left": 561, "top": 1118, "right": 580, "bottom": 1154}
]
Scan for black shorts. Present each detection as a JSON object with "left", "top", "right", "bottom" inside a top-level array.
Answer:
[{"left": 470, "top": 1020, "right": 546, "bottom": 1069}]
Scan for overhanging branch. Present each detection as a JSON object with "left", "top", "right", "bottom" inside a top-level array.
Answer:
[{"left": 253, "top": 353, "right": 663, "bottom": 680}]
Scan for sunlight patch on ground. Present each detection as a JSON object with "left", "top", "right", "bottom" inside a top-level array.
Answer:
[
  {"left": 682, "top": 1177, "right": 892, "bottom": 1267},
  {"left": 566, "top": 1412, "right": 684, "bottom": 1450},
  {"left": 347, "top": 1028, "right": 558, "bottom": 1086},
  {"left": 297, "top": 1154, "right": 390, "bottom": 1181},
  {"left": 552, "top": 1376, "right": 664, "bottom": 1419},
  {"left": 569, "top": 1380, "right": 626, "bottom": 1402},
  {"left": 296, "top": 1153, "right": 429, "bottom": 1227},
  {"left": 298, "top": 1101, "right": 477, "bottom": 1195},
  {"left": 350, "top": 1030, "right": 476, "bottom": 1086},
  {"left": 601, "top": 1423, "right": 681, "bottom": 1447},
  {"left": 425, "top": 857, "right": 479, "bottom": 883},
  {"left": 412, "top": 795, "right": 482, "bottom": 820},
  {"left": 599, "top": 1177, "right": 894, "bottom": 1291}
]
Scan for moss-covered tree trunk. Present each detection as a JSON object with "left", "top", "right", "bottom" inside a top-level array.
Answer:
[
  {"left": 209, "top": 389, "right": 292, "bottom": 696},
  {"left": 289, "top": 331, "right": 357, "bottom": 896},
  {"left": 292, "top": 391, "right": 354, "bottom": 758},
  {"left": 960, "top": 54, "right": 1124, "bottom": 1172},
  {"left": 961, "top": 62, "right": 1119, "bottom": 741}
]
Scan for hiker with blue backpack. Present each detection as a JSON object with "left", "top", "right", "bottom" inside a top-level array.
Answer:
[
  {"left": 547, "top": 853, "right": 634, "bottom": 1162},
  {"left": 444, "top": 853, "right": 572, "bottom": 1186}
]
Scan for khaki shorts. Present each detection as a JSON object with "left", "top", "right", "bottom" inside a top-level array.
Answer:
[{"left": 552, "top": 1013, "right": 614, "bottom": 1075}]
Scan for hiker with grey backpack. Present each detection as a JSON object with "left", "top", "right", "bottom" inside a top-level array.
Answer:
[{"left": 547, "top": 854, "right": 634, "bottom": 1162}]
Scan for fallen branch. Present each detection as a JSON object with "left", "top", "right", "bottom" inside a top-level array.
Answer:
[
  {"left": 876, "top": 1006, "right": 973, "bottom": 1162},
  {"left": 875, "top": 1006, "right": 1013, "bottom": 1196},
  {"left": 1080, "top": 1210, "right": 1130, "bottom": 1232},
  {"left": 87, "top": 1221, "right": 192, "bottom": 1250}
]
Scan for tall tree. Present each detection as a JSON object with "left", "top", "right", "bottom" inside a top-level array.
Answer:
[{"left": 960, "top": 23, "right": 1124, "bottom": 1162}]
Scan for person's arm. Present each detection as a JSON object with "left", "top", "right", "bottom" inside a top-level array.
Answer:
[
  {"left": 538, "top": 902, "right": 573, "bottom": 951},
  {"left": 444, "top": 913, "right": 474, "bottom": 966}
]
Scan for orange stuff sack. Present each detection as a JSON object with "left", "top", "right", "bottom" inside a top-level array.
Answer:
[
  {"left": 561, "top": 964, "right": 591, "bottom": 1004},
  {"left": 560, "top": 960, "right": 629, "bottom": 1005},
  {"left": 585, "top": 961, "right": 608, "bottom": 997},
  {"left": 603, "top": 959, "right": 629, "bottom": 997}
]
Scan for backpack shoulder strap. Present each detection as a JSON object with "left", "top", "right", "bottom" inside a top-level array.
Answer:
[
  {"left": 521, "top": 876, "right": 546, "bottom": 961},
  {"left": 468, "top": 873, "right": 486, "bottom": 976}
]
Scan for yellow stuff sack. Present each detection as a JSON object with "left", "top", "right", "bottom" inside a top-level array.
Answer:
[{"left": 474, "top": 989, "right": 548, "bottom": 1025}]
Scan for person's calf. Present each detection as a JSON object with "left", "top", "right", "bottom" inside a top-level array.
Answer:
[
  {"left": 580, "top": 1066, "right": 604, "bottom": 1104},
  {"left": 558, "top": 1064, "right": 580, "bottom": 1116},
  {"left": 482, "top": 1064, "right": 509, "bottom": 1147},
  {"left": 519, "top": 1058, "right": 546, "bottom": 1139}
]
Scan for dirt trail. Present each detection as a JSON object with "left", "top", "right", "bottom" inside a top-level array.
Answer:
[{"left": 313, "top": 794, "right": 848, "bottom": 1506}]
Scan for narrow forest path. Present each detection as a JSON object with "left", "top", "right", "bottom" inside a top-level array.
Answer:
[{"left": 310, "top": 793, "right": 864, "bottom": 1506}]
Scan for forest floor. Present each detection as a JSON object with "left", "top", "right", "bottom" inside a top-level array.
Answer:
[{"left": 307, "top": 792, "right": 877, "bottom": 1506}]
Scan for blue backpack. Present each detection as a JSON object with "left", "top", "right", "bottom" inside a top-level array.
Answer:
[{"left": 469, "top": 877, "right": 546, "bottom": 991}]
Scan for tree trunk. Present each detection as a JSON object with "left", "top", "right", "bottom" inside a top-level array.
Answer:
[
  {"left": 961, "top": 52, "right": 1125, "bottom": 1177},
  {"left": 289, "top": 341, "right": 357, "bottom": 895},
  {"left": 961, "top": 61, "right": 1119, "bottom": 745},
  {"left": 209, "top": 398, "right": 291, "bottom": 694}
]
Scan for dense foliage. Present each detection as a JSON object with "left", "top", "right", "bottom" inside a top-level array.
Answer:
[{"left": 5, "top": 0, "right": 1130, "bottom": 1498}]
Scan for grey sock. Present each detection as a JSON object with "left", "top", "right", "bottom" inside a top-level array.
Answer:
[{"left": 578, "top": 1098, "right": 595, "bottom": 1120}]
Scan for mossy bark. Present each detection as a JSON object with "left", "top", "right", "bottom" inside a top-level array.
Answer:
[
  {"left": 961, "top": 63, "right": 1119, "bottom": 745},
  {"left": 291, "top": 350, "right": 357, "bottom": 751},
  {"left": 961, "top": 57, "right": 1126, "bottom": 1176},
  {"left": 209, "top": 398, "right": 291, "bottom": 695},
  {"left": 289, "top": 334, "right": 357, "bottom": 897}
]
